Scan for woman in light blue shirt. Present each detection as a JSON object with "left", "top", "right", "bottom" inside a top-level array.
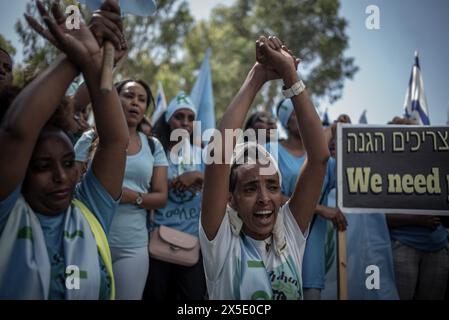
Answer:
[{"left": 75, "top": 79, "right": 168, "bottom": 300}]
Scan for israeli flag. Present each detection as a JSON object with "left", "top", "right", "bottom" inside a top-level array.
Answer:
[
  {"left": 358, "top": 109, "right": 368, "bottom": 124},
  {"left": 78, "top": 0, "right": 157, "bottom": 16},
  {"left": 150, "top": 81, "right": 167, "bottom": 125},
  {"left": 403, "top": 52, "right": 430, "bottom": 125}
]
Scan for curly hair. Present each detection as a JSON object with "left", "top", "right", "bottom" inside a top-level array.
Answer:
[
  {"left": 1, "top": 83, "right": 78, "bottom": 143},
  {"left": 46, "top": 96, "right": 79, "bottom": 135}
]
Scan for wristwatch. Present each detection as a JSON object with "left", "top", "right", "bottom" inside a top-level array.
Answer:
[
  {"left": 135, "top": 193, "right": 144, "bottom": 206},
  {"left": 282, "top": 80, "right": 306, "bottom": 99}
]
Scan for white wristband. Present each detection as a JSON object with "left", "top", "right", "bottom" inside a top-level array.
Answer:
[{"left": 282, "top": 80, "right": 306, "bottom": 99}]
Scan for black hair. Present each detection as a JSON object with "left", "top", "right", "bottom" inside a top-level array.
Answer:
[
  {"left": 244, "top": 112, "right": 260, "bottom": 131},
  {"left": 0, "top": 47, "right": 12, "bottom": 61},
  {"left": 45, "top": 96, "right": 78, "bottom": 139},
  {"left": 152, "top": 111, "right": 171, "bottom": 150},
  {"left": 229, "top": 162, "right": 240, "bottom": 193}
]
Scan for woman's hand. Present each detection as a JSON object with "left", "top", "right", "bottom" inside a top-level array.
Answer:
[
  {"left": 120, "top": 187, "right": 139, "bottom": 204},
  {"left": 256, "top": 35, "right": 300, "bottom": 82},
  {"left": 172, "top": 172, "right": 203, "bottom": 193},
  {"left": 25, "top": 0, "right": 125, "bottom": 71},
  {"left": 318, "top": 206, "right": 348, "bottom": 231},
  {"left": 89, "top": 1, "right": 128, "bottom": 65}
]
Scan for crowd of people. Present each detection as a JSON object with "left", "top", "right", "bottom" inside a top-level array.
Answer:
[{"left": 0, "top": 0, "right": 448, "bottom": 300}]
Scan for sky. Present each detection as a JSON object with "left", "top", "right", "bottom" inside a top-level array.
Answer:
[{"left": 1, "top": 0, "right": 448, "bottom": 125}]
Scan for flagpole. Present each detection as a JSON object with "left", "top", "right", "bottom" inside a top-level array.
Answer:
[
  {"left": 335, "top": 164, "right": 348, "bottom": 300},
  {"left": 99, "top": 0, "right": 118, "bottom": 93}
]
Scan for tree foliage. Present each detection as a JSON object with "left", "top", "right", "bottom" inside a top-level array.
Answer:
[
  {"left": 14, "top": 0, "right": 357, "bottom": 117},
  {"left": 0, "top": 35, "right": 16, "bottom": 56}
]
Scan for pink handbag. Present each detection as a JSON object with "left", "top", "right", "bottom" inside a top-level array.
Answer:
[{"left": 149, "top": 225, "right": 200, "bottom": 267}]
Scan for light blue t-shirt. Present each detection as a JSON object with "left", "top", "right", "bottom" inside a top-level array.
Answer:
[
  {"left": 153, "top": 144, "right": 204, "bottom": 237},
  {"left": 0, "top": 168, "right": 118, "bottom": 300},
  {"left": 75, "top": 131, "right": 169, "bottom": 248},
  {"left": 266, "top": 142, "right": 336, "bottom": 289},
  {"left": 108, "top": 133, "right": 168, "bottom": 248},
  {"left": 265, "top": 142, "right": 306, "bottom": 196}
]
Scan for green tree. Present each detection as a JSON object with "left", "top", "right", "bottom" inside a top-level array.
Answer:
[
  {"left": 0, "top": 34, "right": 16, "bottom": 56},
  {"left": 15, "top": 0, "right": 194, "bottom": 98},
  {"left": 181, "top": 0, "right": 358, "bottom": 117},
  {"left": 14, "top": 0, "right": 357, "bottom": 118}
]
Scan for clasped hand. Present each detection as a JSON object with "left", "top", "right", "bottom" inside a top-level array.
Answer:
[
  {"left": 254, "top": 35, "right": 301, "bottom": 82},
  {"left": 25, "top": 0, "right": 127, "bottom": 72}
]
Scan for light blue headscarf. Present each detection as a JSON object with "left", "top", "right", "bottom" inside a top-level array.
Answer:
[
  {"left": 165, "top": 92, "right": 197, "bottom": 122},
  {"left": 277, "top": 99, "right": 295, "bottom": 130}
]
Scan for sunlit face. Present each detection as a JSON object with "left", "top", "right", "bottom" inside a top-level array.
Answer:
[
  {"left": 0, "top": 51, "right": 13, "bottom": 90},
  {"left": 168, "top": 108, "right": 195, "bottom": 135},
  {"left": 229, "top": 163, "right": 283, "bottom": 240},
  {"left": 119, "top": 82, "right": 148, "bottom": 128},
  {"left": 22, "top": 128, "right": 78, "bottom": 216}
]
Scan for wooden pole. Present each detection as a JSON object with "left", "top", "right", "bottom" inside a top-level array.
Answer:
[
  {"left": 337, "top": 229, "right": 348, "bottom": 300},
  {"left": 100, "top": 0, "right": 117, "bottom": 93},
  {"left": 336, "top": 155, "right": 348, "bottom": 300}
]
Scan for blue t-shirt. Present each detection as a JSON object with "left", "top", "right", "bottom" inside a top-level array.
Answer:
[
  {"left": 0, "top": 169, "right": 119, "bottom": 300},
  {"left": 266, "top": 143, "right": 336, "bottom": 289},
  {"left": 265, "top": 142, "right": 306, "bottom": 196},
  {"left": 389, "top": 224, "right": 448, "bottom": 252},
  {"left": 153, "top": 144, "right": 204, "bottom": 237},
  {"left": 107, "top": 133, "right": 168, "bottom": 248}
]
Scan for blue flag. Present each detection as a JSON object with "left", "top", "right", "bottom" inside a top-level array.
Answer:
[
  {"left": 359, "top": 109, "right": 368, "bottom": 124},
  {"left": 151, "top": 81, "right": 167, "bottom": 125},
  {"left": 190, "top": 49, "right": 215, "bottom": 145},
  {"left": 78, "top": 0, "right": 157, "bottom": 16},
  {"left": 403, "top": 51, "right": 430, "bottom": 125}
]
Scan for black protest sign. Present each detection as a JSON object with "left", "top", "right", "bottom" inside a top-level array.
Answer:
[{"left": 337, "top": 124, "right": 449, "bottom": 214}]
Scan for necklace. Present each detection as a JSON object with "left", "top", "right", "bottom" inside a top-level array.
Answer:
[{"left": 264, "top": 236, "right": 272, "bottom": 252}]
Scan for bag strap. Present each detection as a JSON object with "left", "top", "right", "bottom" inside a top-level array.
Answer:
[
  {"left": 147, "top": 135, "right": 155, "bottom": 155},
  {"left": 72, "top": 199, "right": 115, "bottom": 300}
]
